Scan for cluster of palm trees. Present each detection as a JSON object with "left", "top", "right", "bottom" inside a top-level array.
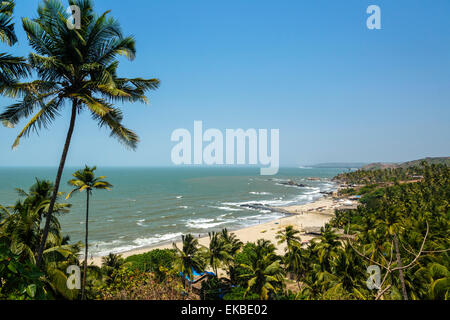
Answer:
[
  {"left": 172, "top": 230, "right": 243, "bottom": 288},
  {"left": 171, "top": 229, "right": 290, "bottom": 299},
  {"left": 169, "top": 163, "right": 449, "bottom": 300},
  {"left": 333, "top": 165, "right": 429, "bottom": 185},
  {"left": 0, "top": 165, "right": 112, "bottom": 299},
  {"left": 0, "top": 178, "right": 80, "bottom": 298},
  {"left": 0, "top": 0, "right": 159, "bottom": 270},
  {"left": 324, "top": 163, "right": 450, "bottom": 300}
]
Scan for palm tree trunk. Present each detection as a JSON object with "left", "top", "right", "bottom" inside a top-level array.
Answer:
[
  {"left": 82, "top": 191, "right": 89, "bottom": 300},
  {"left": 36, "top": 100, "right": 78, "bottom": 267},
  {"left": 393, "top": 233, "right": 408, "bottom": 300}
]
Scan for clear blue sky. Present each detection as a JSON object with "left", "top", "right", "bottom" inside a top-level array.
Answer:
[{"left": 0, "top": 0, "right": 449, "bottom": 167}]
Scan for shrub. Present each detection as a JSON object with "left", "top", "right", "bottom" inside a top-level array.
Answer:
[
  {"left": 125, "top": 249, "right": 176, "bottom": 273},
  {"left": 223, "top": 287, "right": 259, "bottom": 300},
  {"left": 0, "top": 242, "right": 48, "bottom": 300},
  {"left": 97, "top": 266, "right": 196, "bottom": 300}
]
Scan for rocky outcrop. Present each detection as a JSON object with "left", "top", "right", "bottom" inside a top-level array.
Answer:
[
  {"left": 239, "top": 203, "right": 293, "bottom": 215},
  {"left": 279, "top": 180, "right": 309, "bottom": 188}
]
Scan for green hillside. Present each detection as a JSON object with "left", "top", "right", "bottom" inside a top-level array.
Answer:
[{"left": 361, "top": 157, "right": 450, "bottom": 171}]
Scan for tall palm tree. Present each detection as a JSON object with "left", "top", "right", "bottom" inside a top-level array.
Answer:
[
  {"left": 0, "top": 0, "right": 159, "bottom": 267},
  {"left": 208, "top": 231, "right": 231, "bottom": 277},
  {"left": 66, "top": 165, "right": 112, "bottom": 299},
  {"left": 219, "top": 228, "right": 243, "bottom": 279},
  {"left": 173, "top": 234, "right": 205, "bottom": 289},
  {"left": 0, "top": 0, "right": 30, "bottom": 87}
]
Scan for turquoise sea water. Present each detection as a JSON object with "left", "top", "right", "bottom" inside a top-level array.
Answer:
[{"left": 0, "top": 167, "right": 347, "bottom": 257}]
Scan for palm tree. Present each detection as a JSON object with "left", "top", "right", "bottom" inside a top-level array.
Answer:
[
  {"left": 101, "top": 252, "right": 124, "bottom": 284},
  {"left": 66, "top": 165, "right": 112, "bottom": 299},
  {"left": 0, "top": 179, "right": 71, "bottom": 263},
  {"left": 0, "top": 0, "right": 159, "bottom": 267},
  {"left": 0, "top": 0, "right": 30, "bottom": 87},
  {"left": 219, "top": 228, "right": 242, "bottom": 279},
  {"left": 173, "top": 234, "right": 205, "bottom": 289},
  {"left": 313, "top": 224, "right": 341, "bottom": 272},
  {"left": 101, "top": 252, "right": 124, "bottom": 270},
  {"left": 240, "top": 240, "right": 285, "bottom": 300},
  {"left": 0, "top": 179, "right": 81, "bottom": 299},
  {"left": 220, "top": 228, "right": 243, "bottom": 256},
  {"left": 208, "top": 231, "right": 231, "bottom": 277},
  {"left": 0, "top": 205, "right": 9, "bottom": 221},
  {"left": 276, "top": 225, "right": 301, "bottom": 253}
]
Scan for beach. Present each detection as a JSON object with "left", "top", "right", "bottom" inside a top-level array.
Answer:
[{"left": 88, "top": 194, "right": 348, "bottom": 266}]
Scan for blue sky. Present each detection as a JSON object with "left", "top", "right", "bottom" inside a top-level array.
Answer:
[{"left": 0, "top": 0, "right": 449, "bottom": 167}]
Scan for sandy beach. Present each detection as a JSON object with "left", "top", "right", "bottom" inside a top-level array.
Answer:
[{"left": 88, "top": 195, "right": 349, "bottom": 266}]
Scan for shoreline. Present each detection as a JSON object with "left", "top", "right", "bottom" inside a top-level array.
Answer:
[{"left": 87, "top": 192, "right": 349, "bottom": 266}]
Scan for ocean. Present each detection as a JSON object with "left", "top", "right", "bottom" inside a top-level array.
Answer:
[{"left": 0, "top": 167, "right": 346, "bottom": 257}]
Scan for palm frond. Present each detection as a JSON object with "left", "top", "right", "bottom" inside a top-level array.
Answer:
[
  {"left": 0, "top": 1, "right": 17, "bottom": 46},
  {"left": 11, "top": 96, "right": 62, "bottom": 149}
]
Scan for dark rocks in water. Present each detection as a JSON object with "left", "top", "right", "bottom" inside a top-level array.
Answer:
[
  {"left": 320, "top": 191, "right": 333, "bottom": 195},
  {"left": 239, "top": 203, "right": 292, "bottom": 215},
  {"left": 279, "top": 180, "right": 309, "bottom": 188}
]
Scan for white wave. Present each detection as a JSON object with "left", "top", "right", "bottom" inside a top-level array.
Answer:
[
  {"left": 187, "top": 218, "right": 214, "bottom": 223},
  {"left": 134, "top": 233, "right": 182, "bottom": 246},
  {"left": 304, "top": 189, "right": 321, "bottom": 195},
  {"left": 136, "top": 218, "right": 147, "bottom": 227},
  {"left": 249, "top": 191, "right": 272, "bottom": 195},
  {"left": 187, "top": 220, "right": 229, "bottom": 229},
  {"left": 209, "top": 205, "right": 244, "bottom": 212},
  {"left": 91, "top": 233, "right": 183, "bottom": 256},
  {"left": 176, "top": 195, "right": 183, "bottom": 199},
  {"left": 185, "top": 217, "right": 229, "bottom": 229},
  {"left": 218, "top": 213, "right": 233, "bottom": 218},
  {"left": 223, "top": 193, "right": 318, "bottom": 208}
]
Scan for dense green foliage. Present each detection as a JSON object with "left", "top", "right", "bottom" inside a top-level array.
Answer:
[
  {"left": 326, "top": 163, "right": 450, "bottom": 299},
  {"left": 0, "top": 242, "right": 48, "bottom": 299},
  {"left": 96, "top": 266, "right": 192, "bottom": 300},
  {"left": 334, "top": 165, "right": 428, "bottom": 184},
  {"left": 125, "top": 249, "right": 176, "bottom": 273},
  {"left": 0, "top": 179, "right": 82, "bottom": 299}
]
